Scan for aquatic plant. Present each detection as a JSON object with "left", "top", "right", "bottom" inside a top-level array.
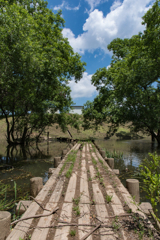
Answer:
[
  {"left": 105, "top": 149, "right": 123, "bottom": 159},
  {"left": 0, "top": 183, "right": 15, "bottom": 211}
]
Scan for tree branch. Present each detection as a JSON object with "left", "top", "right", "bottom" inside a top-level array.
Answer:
[{"left": 11, "top": 207, "right": 59, "bottom": 225}]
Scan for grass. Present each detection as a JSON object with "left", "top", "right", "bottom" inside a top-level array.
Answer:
[
  {"left": 65, "top": 158, "right": 76, "bottom": 178},
  {"left": 90, "top": 199, "right": 95, "bottom": 205},
  {"left": 106, "top": 194, "right": 113, "bottom": 203},
  {"left": 0, "top": 183, "right": 15, "bottom": 211},
  {"left": 105, "top": 149, "right": 123, "bottom": 159},
  {"left": 0, "top": 180, "right": 30, "bottom": 223},
  {"left": 91, "top": 154, "right": 105, "bottom": 187},
  {"left": 91, "top": 144, "right": 110, "bottom": 175},
  {"left": 72, "top": 196, "right": 81, "bottom": 205},
  {"left": 70, "top": 229, "right": 76, "bottom": 236},
  {"left": 73, "top": 205, "right": 80, "bottom": 216},
  {"left": 92, "top": 157, "right": 97, "bottom": 166},
  {"left": 72, "top": 196, "right": 81, "bottom": 216},
  {"left": 117, "top": 126, "right": 130, "bottom": 133},
  {"left": 45, "top": 120, "right": 108, "bottom": 140},
  {"left": 0, "top": 117, "right": 150, "bottom": 148},
  {"left": 59, "top": 151, "right": 77, "bottom": 177},
  {"left": 112, "top": 216, "right": 121, "bottom": 231}
]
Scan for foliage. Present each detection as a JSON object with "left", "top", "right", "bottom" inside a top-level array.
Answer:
[
  {"left": 112, "top": 216, "right": 120, "bottom": 232},
  {"left": 105, "top": 150, "right": 123, "bottom": 159},
  {"left": 0, "top": 0, "right": 86, "bottom": 145},
  {"left": 72, "top": 196, "right": 81, "bottom": 205},
  {"left": 65, "top": 153, "right": 76, "bottom": 178},
  {"left": 139, "top": 152, "right": 160, "bottom": 216},
  {"left": 123, "top": 213, "right": 154, "bottom": 239},
  {"left": 82, "top": 0, "right": 160, "bottom": 144},
  {"left": 73, "top": 205, "right": 80, "bottom": 216},
  {"left": 0, "top": 181, "right": 17, "bottom": 211},
  {"left": 72, "top": 195, "right": 81, "bottom": 216},
  {"left": 69, "top": 229, "right": 76, "bottom": 236},
  {"left": 0, "top": 183, "right": 14, "bottom": 210},
  {"left": 59, "top": 150, "right": 77, "bottom": 178},
  {"left": 106, "top": 194, "right": 113, "bottom": 203}
]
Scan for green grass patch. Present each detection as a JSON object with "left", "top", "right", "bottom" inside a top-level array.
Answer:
[
  {"left": 72, "top": 196, "right": 81, "bottom": 205},
  {"left": 70, "top": 229, "right": 76, "bottom": 236},
  {"left": 73, "top": 205, "right": 80, "bottom": 216},
  {"left": 92, "top": 157, "right": 97, "bottom": 165},
  {"left": 59, "top": 151, "right": 77, "bottom": 176},
  {"left": 65, "top": 152, "right": 77, "bottom": 178},
  {"left": 106, "top": 194, "right": 113, "bottom": 203}
]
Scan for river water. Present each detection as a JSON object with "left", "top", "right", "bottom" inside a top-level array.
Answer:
[
  {"left": 96, "top": 138, "right": 160, "bottom": 168},
  {"left": 0, "top": 140, "right": 68, "bottom": 200},
  {"left": 96, "top": 138, "right": 160, "bottom": 204}
]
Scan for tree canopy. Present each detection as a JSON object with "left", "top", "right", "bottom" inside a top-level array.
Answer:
[
  {"left": 83, "top": 0, "right": 160, "bottom": 144},
  {"left": 0, "top": 0, "right": 86, "bottom": 145}
]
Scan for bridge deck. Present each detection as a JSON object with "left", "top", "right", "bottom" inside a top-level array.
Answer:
[{"left": 7, "top": 143, "right": 158, "bottom": 240}]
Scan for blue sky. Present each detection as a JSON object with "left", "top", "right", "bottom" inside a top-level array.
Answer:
[{"left": 47, "top": 0, "right": 155, "bottom": 106}]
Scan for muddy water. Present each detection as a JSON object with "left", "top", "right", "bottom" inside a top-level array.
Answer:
[{"left": 0, "top": 140, "right": 68, "bottom": 199}]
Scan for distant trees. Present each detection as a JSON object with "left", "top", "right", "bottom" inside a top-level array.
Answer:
[
  {"left": 83, "top": 0, "right": 160, "bottom": 144},
  {"left": 0, "top": 0, "right": 86, "bottom": 145}
]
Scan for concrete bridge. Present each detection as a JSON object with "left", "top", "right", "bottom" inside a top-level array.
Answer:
[{"left": 6, "top": 142, "right": 159, "bottom": 240}]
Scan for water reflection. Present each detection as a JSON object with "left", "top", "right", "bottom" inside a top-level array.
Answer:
[
  {"left": 96, "top": 138, "right": 160, "bottom": 207},
  {"left": 0, "top": 140, "right": 67, "bottom": 165},
  {"left": 0, "top": 144, "right": 51, "bottom": 167},
  {"left": 1, "top": 138, "right": 159, "bottom": 206},
  {"left": 96, "top": 138, "right": 160, "bottom": 170},
  {"left": 0, "top": 140, "right": 67, "bottom": 192}
]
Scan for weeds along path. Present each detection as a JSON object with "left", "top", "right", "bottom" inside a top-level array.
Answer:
[{"left": 7, "top": 142, "right": 160, "bottom": 240}]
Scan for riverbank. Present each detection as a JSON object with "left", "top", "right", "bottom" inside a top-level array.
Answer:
[{"left": 0, "top": 117, "right": 150, "bottom": 144}]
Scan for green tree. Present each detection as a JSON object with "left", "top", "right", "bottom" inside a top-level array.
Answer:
[
  {"left": 0, "top": 0, "right": 85, "bottom": 145},
  {"left": 83, "top": 0, "right": 160, "bottom": 144}
]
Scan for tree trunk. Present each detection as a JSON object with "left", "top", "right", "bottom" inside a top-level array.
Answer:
[
  {"left": 21, "top": 126, "right": 28, "bottom": 146},
  {"left": 10, "top": 111, "right": 15, "bottom": 143},
  {"left": 151, "top": 133, "right": 155, "bottom": 142},
  {"left": 152, "top": 129, "right": 160, "bottom": 146},
  {"left": 5, "top": 114, "right": 12, "bottom": 145},
  {"left": 156, "top": 129, "right": 160, "bottom": 146}
]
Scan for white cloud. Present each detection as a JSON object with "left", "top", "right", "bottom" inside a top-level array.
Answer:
[
  {"left": 63, "top": 0, "right": 154, "bottom": 54},
  {"left": 66, "top": 3, "right": 80, "bottom": 11},
  {"left": 85, "top": 0, "right": 108, "bottom": 12},
  {"left": 68, "top": 72, "right": 97, "bottom": 98},
  {"left": 53, "top": 1, "right": 65, "bottom": 10},
  {"left": 62, "top": 28, "right": 85, "bottom": 54},
  {"left": 110, "top": 0, "right": 122, "bottom": 11},
  {"left": 53, "top": 1, "right": 80, "bottom": 11}
]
